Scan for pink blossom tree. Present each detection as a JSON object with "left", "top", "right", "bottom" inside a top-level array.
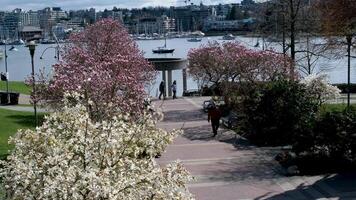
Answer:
[
  {"left": 188, "top": 42, "right": 295, "bottom": 92},
  {"left": 37, "top": 19, "right": 155, "bottom": 119}
]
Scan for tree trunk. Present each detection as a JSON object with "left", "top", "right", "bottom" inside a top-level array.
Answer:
[
  {"left": 347, "top": 35, "right": 352, "bottom": 107},
  {"left": 289, "top": 0, "right": 296, "bottom": 62},
  {"left": 306, "top": 35, "right": 312, "bottom": 75}
]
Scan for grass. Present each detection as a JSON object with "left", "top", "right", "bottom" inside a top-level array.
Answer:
[
  {"left": 0, "top": 108, "right": 45, "bottom": 157},
  {"left": 0, "top": 81, "right": 31, "bottom": 95},
  {"left": 321, "top": 103, "right": 356, "bottom": 113},
  {"left": 0, "top": 108, "right": 45, "bottom": 198},
  {"left": 16, "top": 104, "right": 34, "bottom": 107}
]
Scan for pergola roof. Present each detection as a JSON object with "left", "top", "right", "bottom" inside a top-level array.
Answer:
[{"left": 147, "top": 58, "right": 187, "bottom": 71}]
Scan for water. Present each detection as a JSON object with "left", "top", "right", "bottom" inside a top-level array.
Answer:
[{"left": 0, "top": 36, "right": 355, "bottom": 97}]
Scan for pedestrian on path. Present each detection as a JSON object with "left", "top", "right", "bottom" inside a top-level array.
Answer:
[
  {"left": 159, "top": 81, "right": 165, "bottom": 100},
  {"left": 208, "top": 104, "right": 222, "bottom": 137},
  {"left": 171, "top": 80, "right": 177, "bottom": 99}
]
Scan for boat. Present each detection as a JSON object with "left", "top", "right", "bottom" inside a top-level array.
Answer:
[
  {"left": 187, "top": 31, "right": 204, "bottom": 42},
  {"left": 187, "top": 37, "right": 202, "bottom": 42},
  {"left": 0, "top": 49, "right": 3, "bottom": 59},
  {"left": 152, "top": 37, "right": 175, "bottom": 54},
  {"left": 152, "top": 47, "right": 175, "bottom": 54},
  {"left": 40, "top": 39, "right": 56, "bottom": 44},
  {"left": 9, "top": 39, "right": 25, "bottom": 45},
  {"left": 9, "top": 46, "right": 18, "bottom": 51},
  {"left": 222, "top": 33, "right": 235, "bottom": 40},
  {"left": 254, "top": 41, "right": 260, "bottom": 47}
]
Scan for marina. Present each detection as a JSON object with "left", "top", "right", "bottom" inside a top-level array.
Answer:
[{"left": 0, "top": 36, "right": 355, "bottom": 97}]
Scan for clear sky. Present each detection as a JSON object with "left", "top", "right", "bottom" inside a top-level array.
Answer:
[{"left": 2, "top": 0, "right": 242, "bottom": 11}]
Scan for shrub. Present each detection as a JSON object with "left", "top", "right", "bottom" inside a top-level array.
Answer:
[
  {"left": 275, "top": 108, "right": 356, "bottom": 175},
  {"left": 301, "top": 74, "right": 341, "bottom": 105},
  {"left": 293, "top": 108, "right": 356, "bottom": 161},
  {"left": 237, "top": 79, "right": 319, "bottom": 146},
  {"left": 0, "top": 93, "right": 193, "bottom": 200}
]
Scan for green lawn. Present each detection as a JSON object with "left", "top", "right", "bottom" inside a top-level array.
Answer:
[
  {"left": 0, "top": 108, "right": 45, "bottom": 158},
  {"left": 0, "top": 81, "right": 31, "bottom": 95},
  {"left": 321, "top": 103, "right": 356, "bottom": 113}
]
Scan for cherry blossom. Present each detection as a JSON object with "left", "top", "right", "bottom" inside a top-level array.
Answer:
[{"left": 36, "top": 19, "right": 156, "bottom": 119}]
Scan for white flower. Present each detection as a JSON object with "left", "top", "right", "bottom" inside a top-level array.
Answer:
[
  {"left": 301, "top": 73, "right": 341, "bottom": 104},
  {"left": 1, "top": 93, "right": 194, "bottom": 200}
]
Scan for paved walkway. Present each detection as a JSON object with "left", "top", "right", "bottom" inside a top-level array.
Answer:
[
  {"left": 156, "top": 97, "right": 356, "bottom": 200},
  {"left": 0, "top": 94, "right": 47, "bottom": 113}
]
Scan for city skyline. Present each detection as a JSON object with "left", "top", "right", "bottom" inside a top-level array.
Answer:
[{"left": 2, "top": 0, "right": 242, "bottom": 11}]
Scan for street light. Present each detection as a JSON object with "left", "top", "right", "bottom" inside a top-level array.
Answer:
[
  {"left": 40, "top": 46, "right": 60, "bottom": 61},
  {"left": 3, "top": 40, "right": 9, "bottom": 103},
  {"left": 26, "top": 40, "right": 38, "bottom": 126}
]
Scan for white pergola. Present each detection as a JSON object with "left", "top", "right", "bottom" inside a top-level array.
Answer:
[{"left": 147, "top": 58, "right": 188, "bottom": 97}]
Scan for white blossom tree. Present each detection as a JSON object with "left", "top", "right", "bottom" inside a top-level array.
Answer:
[
  {"left": 0, "top": 93, "right": 194, "bottom": 200},
  {"left": 301, "top": 74, "right": 341, "bottom": 105}
]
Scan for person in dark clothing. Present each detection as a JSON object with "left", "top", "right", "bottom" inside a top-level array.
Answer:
[
  {"left": 159, "top": 81, "right": 165, "bottom": 100},
  {"left": 171, "top": 80, "right": 177, "bottom": 99},
  {"left": 208, "top": 104, "right": 222, "bottom": 137},
  {"left": 0, "top": 72, "right": 7, "bottom": 81}
]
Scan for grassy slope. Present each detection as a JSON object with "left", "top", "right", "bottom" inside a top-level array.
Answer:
[
  {"left": 0, "top": 108, "right": 45, "bottom": 157},
  {"left": 0, "top": 81, "right": 31, "bottom": 95}
]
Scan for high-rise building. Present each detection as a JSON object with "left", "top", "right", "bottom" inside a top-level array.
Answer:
[
  {"left": 28, "top": 11, "right": 40, "bottom": 26},
  {"left": 39, "top": 7, "right": 67, "bottom": 34},
  {"left": 173, "top": 4, "right": 213, "bottom": 32},
  {"left": 215, "top": 4, "right": 232, "bottom": 18},
  {"left": 173, "top": 6, "right": 192, "bottom": 32},
  {"left": 241, "top": 0, "right": 255, "bottom": 6},
  {"left": 97, "top": 9, "right": 123, "bottom": 23},
  {"left": 88, "top": 8, "right": 96, "bottom": 24},
  {"left": 0, "top": 10, "right": 21, "bottom": 39},
  {"left": 20, "top": 11, "right": 30, "bottom": 26},
  {"left": 161, "top": 15, "right": 176, "bottom": 33}
]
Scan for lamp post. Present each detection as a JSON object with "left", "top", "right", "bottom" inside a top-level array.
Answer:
[
  {"left": 40, "top": 46, "right": 60, "bottom": 61},
  {"left": 4, "top": 40, "right": 9, "bottom": 103},
  {"left": 26, "top": 41, "right": 38, "bottom": 126}
]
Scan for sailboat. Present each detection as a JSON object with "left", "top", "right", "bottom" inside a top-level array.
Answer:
[
  {"left": 222, "top": 33, "right": 235, "bottom": 40},
  {"left": 254, "top": 38, "right": 260, "bottom": 47},
  {"left": 9, "top": 39, "right": 25, "bottom": 45},
  {"left": 152, "top": 37, "right": 174, "bottom": 54},
  {"left": 9, "top": 46, "right": 18, "bottom": 51},
  {"left": 187, "top": 31, "right": 204, "bottom": 42}
]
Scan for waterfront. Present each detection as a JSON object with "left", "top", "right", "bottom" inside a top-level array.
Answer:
[{"left": 0, "top": 36, "right": 355, "bottom": 97}]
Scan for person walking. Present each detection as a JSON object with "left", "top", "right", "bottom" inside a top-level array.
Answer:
[
  {"left": 171, "top": 80, "right": 177, "bottom": 99},
  {"left": 208, "top": 104, "right": 222, "bottom": 137},
  {"left": 159, "top": 81, "right": 165, "bottom": 100}
]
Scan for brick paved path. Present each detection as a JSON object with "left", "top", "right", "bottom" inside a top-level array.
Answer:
[{"left": 156, "top": 97, "right": 356, "bottom": 200}]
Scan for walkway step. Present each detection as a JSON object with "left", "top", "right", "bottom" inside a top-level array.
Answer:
[{"left": 157, "top": 98, "right": 356, "bottom": 200}]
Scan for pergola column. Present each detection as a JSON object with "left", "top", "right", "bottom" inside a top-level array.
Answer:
[
  {"left": 168, "top": 70, "right": 173, "bottom": 97},
  {"left": 162, "top": 70, "right": 167, "bottom": 97},
  {"left": 147, "top": 58, "right": 187, "bottom": 99},
  {"left": 182, "top": 68, "right": 187, "bottom": 92}
]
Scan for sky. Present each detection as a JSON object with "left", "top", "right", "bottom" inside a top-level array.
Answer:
[{"left": 2, "top": 0, "right": 242, "bottom": 11}]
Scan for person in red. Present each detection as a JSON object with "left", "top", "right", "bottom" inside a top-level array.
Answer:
[{"left": 208, "top": 104, "right": 222, "bottom": 137}]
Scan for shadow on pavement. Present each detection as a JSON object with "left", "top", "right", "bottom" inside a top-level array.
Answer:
[
  {"left": 257, "top": 173, "right": 356, "bottom": 200},
  {"left": 182, "top": 124, "right": 285, "bottom": 183},
  {"left": 202, "top": 155, "right": 283, "bottom": 183},
  {"left": 182, "top": 124, "right": 256, "bottom": 150},
  {"left": 163, "top": 109, "right": 206, "bottom": 123}
]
